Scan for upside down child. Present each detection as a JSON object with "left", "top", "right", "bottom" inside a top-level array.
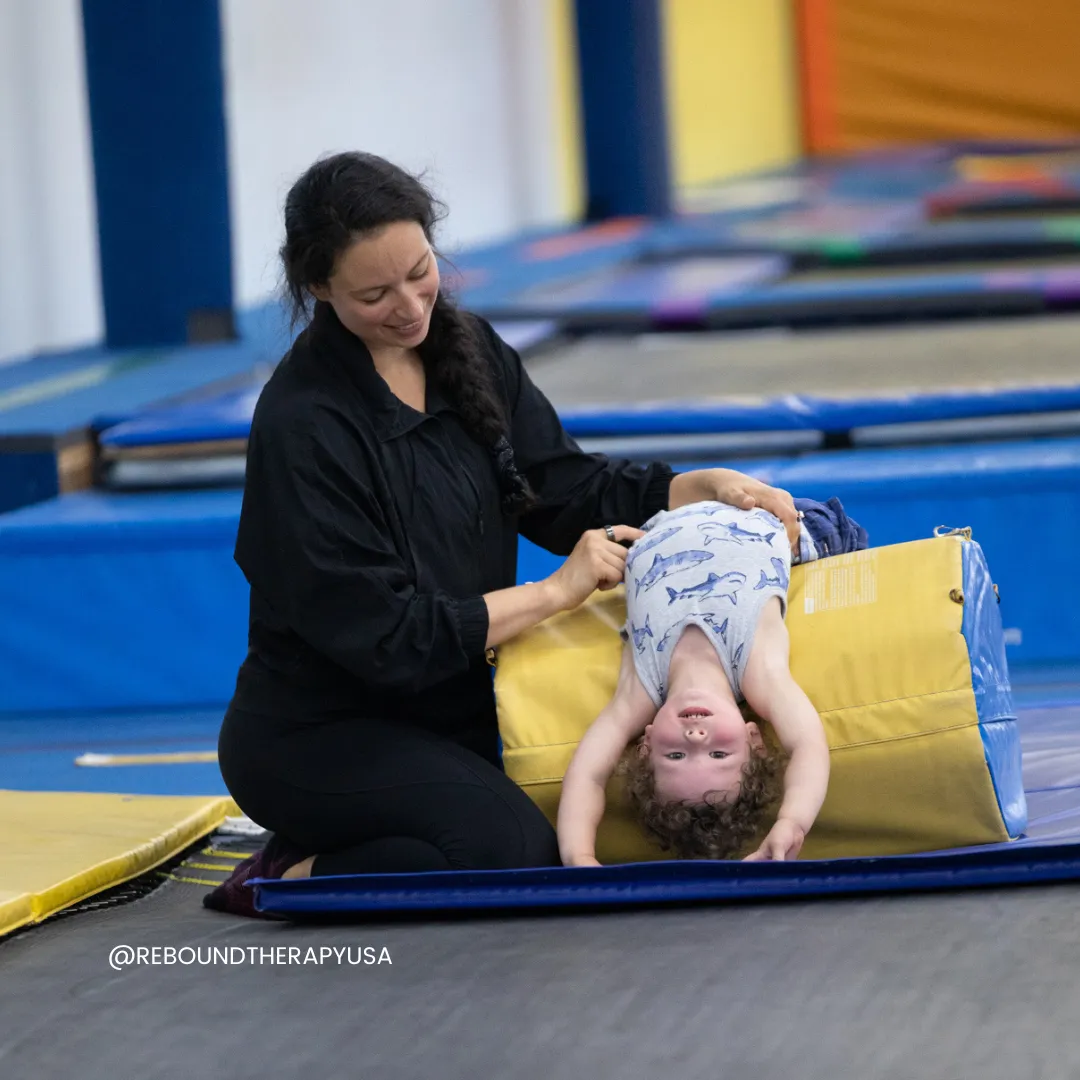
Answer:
[{"left": 557, "top": 499, "right": 866, "bottom": 865}]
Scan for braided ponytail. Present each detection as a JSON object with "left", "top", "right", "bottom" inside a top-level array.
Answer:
[{"left": 419, "top": 293, "right": 536, "bottom": 515}]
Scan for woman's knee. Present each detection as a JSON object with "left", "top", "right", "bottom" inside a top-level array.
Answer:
[{"left": 430, "top": 785, "right": 560, "bottom": 870}]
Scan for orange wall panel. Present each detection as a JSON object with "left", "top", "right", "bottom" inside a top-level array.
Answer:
[{"left": 800, "top": 0, "right": 1080, "bottom": 153}]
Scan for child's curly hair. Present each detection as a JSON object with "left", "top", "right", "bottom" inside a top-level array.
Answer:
[{"left": 620, "top": 741, "right": 788, "bottom": 860}]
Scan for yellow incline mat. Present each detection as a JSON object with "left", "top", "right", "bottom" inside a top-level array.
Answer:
[{"left": 0, "top": 790, "right": 240, "bottom": 936}]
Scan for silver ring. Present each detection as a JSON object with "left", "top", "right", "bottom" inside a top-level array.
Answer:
[{"left": 604, "top": 525, "right": 617, "bottom": 543}]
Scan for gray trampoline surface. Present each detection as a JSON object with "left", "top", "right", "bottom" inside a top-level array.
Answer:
[
  {"left": 4, "top": 870, "right": 1080, "bottom": 1079},
  {"left": 528, "top": 313, "right": 1080, "bottom": 407}
]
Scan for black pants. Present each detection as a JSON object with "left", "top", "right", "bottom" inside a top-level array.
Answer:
[{"left": 218, "top": 707, "right": 560, "bottom": 876}]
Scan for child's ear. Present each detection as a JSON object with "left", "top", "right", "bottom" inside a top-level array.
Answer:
[{"left": 746, "top": 721, "right": 765, "bottom": 755}]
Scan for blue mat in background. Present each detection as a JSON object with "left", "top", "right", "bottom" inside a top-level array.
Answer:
[
  {"left": 467, "top": 259, "right": 1080, "bottom": 328},
  {"left": 0, "top": 709, "right": 226, "bottom": 796},
  {"left": 1, "top": 435, "right": 1077, "bottom": 713}
]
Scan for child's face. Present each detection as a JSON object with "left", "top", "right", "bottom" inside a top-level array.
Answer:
[{"left": 644, "top": 694, "right": 763, "bottom": 805}]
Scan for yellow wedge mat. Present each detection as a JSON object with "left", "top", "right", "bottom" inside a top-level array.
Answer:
[
  {"left": 496, "top": 536, "right": 1012, "bottom": 862},
  {"left": 0, "top": 790, "right": 239, "bottom": 936}
]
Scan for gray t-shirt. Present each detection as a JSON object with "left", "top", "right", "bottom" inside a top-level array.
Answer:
[{"left": 623, "top": 501, "right": 790, "bottom": 705}]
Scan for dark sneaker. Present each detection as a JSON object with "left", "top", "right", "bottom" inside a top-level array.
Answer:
[{"left": 202, "top": 835, "right": 305, "bottom": 919}]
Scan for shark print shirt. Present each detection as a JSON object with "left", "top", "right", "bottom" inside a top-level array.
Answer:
[{"left": 622, "top": 501, "right": 790, "bottom": 705}]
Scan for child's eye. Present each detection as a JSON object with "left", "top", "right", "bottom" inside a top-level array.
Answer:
[
  {"left": 665, "top": 752, "right": 685, "bottom": 760},
  {"left": 709, "top": 751, "right": 729, "bottom": 759}
]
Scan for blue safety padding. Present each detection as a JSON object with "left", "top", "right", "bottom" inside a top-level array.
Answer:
[
  {"left": 2, "top": 438, "right": 1079, "bottom": 713},
  {"left": 558, "top": 384, "right": 1080, "bottom": 437},
  {"left": 97, "top": 378, "right": 1080, "bottom": 452},
  {"left": 253, "top": 842, "right": 1080, "bottom": 916},
  {"left": 100, "top": 386, "right": 261, "bottom": 448},
  {"left": 961, "top": 540, "right": 1026, "bottom": 836},
  {"left": 0, "top": 490, "right": 247, "bottom": 713}
]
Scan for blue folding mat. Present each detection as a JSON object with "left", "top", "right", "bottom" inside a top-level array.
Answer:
[{"left": 252, "top": 695, "right": 1080, "bottom": 917}]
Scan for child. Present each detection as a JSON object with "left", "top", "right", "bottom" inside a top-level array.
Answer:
[{"left": 557, "top": 501, "right": 833, "bottom": 866}]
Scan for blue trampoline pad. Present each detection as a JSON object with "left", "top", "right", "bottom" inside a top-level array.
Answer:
[
  {"left": 254, "top": 699, "right": 1080, "bottom": 917},
  {"left": 477, "top": 256, "right": 789, "bottom": 324},
  {"left": 468, "top": 256, "right": 1080, "bottom": 329}
]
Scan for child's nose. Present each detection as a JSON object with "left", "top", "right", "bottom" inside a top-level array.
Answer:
[{"left": 684, "top": 727, "right": 707, "bottom": 742}]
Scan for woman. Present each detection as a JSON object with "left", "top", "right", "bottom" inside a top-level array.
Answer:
[{"left": 206, "top": 152, "right": 798, "bottom": 916}]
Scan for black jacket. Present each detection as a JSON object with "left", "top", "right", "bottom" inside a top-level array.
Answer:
[{"left": 230, "top": 302, "right": 672, "bottom": 735}]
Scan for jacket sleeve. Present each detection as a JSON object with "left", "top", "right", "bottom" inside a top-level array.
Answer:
[
  {"left": 478, "top": 320, "right": 673, "bottom": 555},
  {"left": 236, "top": 411, "right": 489, "bottom": 692}
]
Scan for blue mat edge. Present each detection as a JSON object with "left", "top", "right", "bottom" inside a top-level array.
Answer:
[{"left": 251, "top": 839, "right": 1080, "bottom": 915}]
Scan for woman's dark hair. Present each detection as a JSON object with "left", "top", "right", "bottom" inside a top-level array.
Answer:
[{"left": 280, "top": 151, "right": 534, "bottom": 514}]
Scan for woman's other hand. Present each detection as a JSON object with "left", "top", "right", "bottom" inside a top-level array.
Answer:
[
  {"left": 545, "top": 525, "right": 645, "bottom": 612},
  {"left": 669, "top": 468, "right": 799, "bottom": 550}
]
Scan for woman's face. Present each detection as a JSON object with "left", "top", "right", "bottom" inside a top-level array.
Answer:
[{"left": 311, "top": 220, "right": 440, "bottom": 354}]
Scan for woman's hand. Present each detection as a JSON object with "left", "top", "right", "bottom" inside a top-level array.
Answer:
[
  {"left": 669, "top": 468, "right": 799, "bottom": 549},
  {"left": 545, "top": 525, "right": 645, "bottom": 612}
]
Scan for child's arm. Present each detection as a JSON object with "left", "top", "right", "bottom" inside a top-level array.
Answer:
[
  {"left": 557, "top": 642, "right": 656, "bottom": 866},
  {"left": 740, "top": 598, "right": 830, "bottom": 861}
]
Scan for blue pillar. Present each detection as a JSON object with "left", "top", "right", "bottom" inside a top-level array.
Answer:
[
  {"left": 573, "top": 0, "right": 672, "bottom": 220},
  {"left": 81, "top": 0, "right": 234, "bottom": 348}
]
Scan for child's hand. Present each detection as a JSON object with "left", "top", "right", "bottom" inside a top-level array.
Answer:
[
  {"left": 743, "top": 818, "right": 806, "bottom": 862},
  {"left": 564, "top": 854, "right": 602, "bottom": 867}
]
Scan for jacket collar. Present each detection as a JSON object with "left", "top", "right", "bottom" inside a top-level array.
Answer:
[{"left": 308, "top": 301, "right": 453, "bottom": 441}]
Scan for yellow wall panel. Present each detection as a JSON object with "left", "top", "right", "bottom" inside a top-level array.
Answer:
[
  {"left": 548, "top": 0, "right": 586, "bottom": 221},
  {"left": 663, "top": 0, "right": 800, "bottom": 187}
]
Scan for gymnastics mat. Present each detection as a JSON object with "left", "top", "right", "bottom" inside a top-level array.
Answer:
[
  {"left": 0, "top": 303, "right": 290, "bottom": 514},
  {"left": 0, "top": 790, "right": 238, "bottom": 936},
  {"left": 499, "top": 536, "right": 1025, "bottom": 862},
  {"left": 251, "top": 698, "right": 1080, "bottom": 917}
]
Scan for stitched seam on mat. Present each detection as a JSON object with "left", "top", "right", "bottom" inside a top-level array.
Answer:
[
  {"left": 818, "top": 687, "right": 974, "bottom": 716},
  {"left": 827, "top": 720, "right": 981, "bottom": 752}
]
